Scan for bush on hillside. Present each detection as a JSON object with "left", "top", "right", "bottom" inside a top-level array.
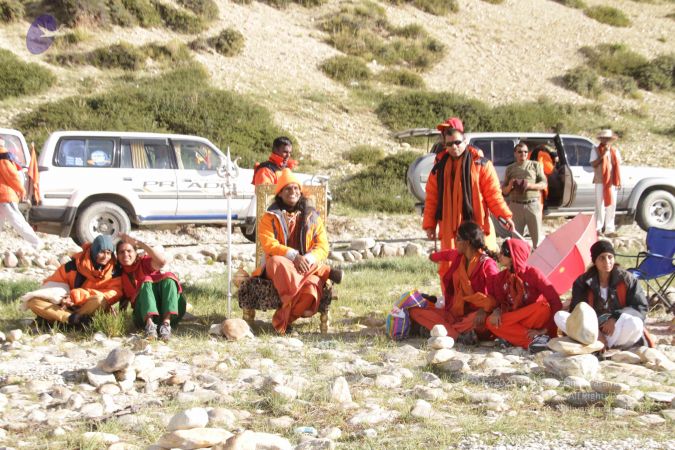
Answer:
[
  {"left": 377, "top": 69, "right": 425, "bottom": 88},
  {"left": 562, "top": 66, "right": 601, "bottom": 98},
  {"left": 50, "top": 0, "right": 111, "bottom": 27},
  {"left": 176, "top": 0, "right": 219, "bottom": 21},
  {"left": 0, "top": 49, "right": 56, "bottom": 100},
  {"left": 143, "top": 41, "right": 193, "bottom": 64},
  {"left": 579, "top": 43, "right": 648, "bottom": 77},
  {"left": 553, "top": 0, "right": 586, "bottom": 8},
  {"left": 632, "top": 54, "right": 675, "bottom": 91},
  {"left": 375, "top": 90, "right": 592, "bottom": 133},
  {"left": 13, "top": 67, "right": 292, "bottom": 167},
  {"left": 208, "top": 28, "right": 245, "bottom": 56},
  {"left": 257, "top": 0, "right": 326, "bottom": 7},
  {"left": 51, "top": 41, "right": 192, "bottom": 70},
  {"left": 108, "top": 0, "right": 137, "bottom": 26},
  {"left": 122, "top": 0, "right": 163, "bottom": 27},
  {"left": 0, "top": 0, "right": 24, "bottom": 23},
  {"left": 152, "top": 0, "right": 205, "bottom": 33},
  {"left": 603, "top": 75, "right": 639, "bottom": 97},
  {"left": 386, "top": 0, "right": 458, "bottom": 15},
  {"left": 90, "top": 42, "right": 146, "bottom": 70},
  {"left": 334, "top": 152, "right": 418, "bottom": 213},
  {"left": 584, "top": 6, "right": 631, "bottom": 27},
  {"left": 481, "top": 0, "right": 504, "bottom": 4},
  {"left": 320, "top": 55, "right": 371, "bottom": 84},
  {"left": 345, "top": 145, "right": 385, "bottom": 164}
]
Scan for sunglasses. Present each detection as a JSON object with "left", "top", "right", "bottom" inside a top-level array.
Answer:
[
  {"left": 446, "top": 140, "right": 463, "bottom": 146},
  {"left": 515, "top": 150, "right": 528, "bottom": 154}
]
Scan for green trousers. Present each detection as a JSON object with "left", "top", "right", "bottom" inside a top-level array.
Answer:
[{"left": 133, "top": 278, "right": 186, "bottom": 329}]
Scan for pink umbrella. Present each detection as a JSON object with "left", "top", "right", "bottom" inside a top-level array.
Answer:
[{"left": 527, "top": 214, "right": 597, "bottom": 295}]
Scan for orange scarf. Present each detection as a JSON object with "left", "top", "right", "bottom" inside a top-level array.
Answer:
[
  {"left": 505, "top": 271, "right": 525, "bottom": 313},
  {"left": 598, "top": 144, "right": 621, "bottom": 207},
  {"left": 449, "top": 253, "right": 479, "bottom": 318},
  {"left": 448, "top": 157, "right": 464, "bottom": 239}
]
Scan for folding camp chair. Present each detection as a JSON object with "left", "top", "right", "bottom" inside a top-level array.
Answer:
[{"left": 627, "top": 227, "right": 675, "bottom": 314}]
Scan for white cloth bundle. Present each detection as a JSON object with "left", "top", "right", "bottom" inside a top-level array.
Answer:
[{"left": 19, "top": 282, "right": 70, "bottom": 310}]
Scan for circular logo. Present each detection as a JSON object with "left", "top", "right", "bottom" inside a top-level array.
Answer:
[{"left": 26, "top": 14, "right": 57, "bottom": 55}]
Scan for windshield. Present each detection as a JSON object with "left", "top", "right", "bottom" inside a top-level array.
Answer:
[{"left": 0, "top": 134, "right": 26, "bottom": 166}]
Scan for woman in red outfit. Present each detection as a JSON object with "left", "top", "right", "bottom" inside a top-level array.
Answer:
[
  {"left": 409, "top": 221, "right": 499, "bottom": 341},
  {"left": 485, "top": 239, "right": 562, "bottom": 352}
]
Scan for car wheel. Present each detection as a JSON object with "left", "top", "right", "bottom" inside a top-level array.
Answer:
[
  {"left": 636, "top": 190, "right": 675, "bottom": 231},
  {"left": 74, "top": 201, "right": 131, "bottom": 245},
  {"left": 241, "top": 225, "right": 256, "bottom": 243}
]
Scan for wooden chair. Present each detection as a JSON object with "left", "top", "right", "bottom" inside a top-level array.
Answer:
[{"left": 238, "top": 184, "right": 334, "bottom": 333}]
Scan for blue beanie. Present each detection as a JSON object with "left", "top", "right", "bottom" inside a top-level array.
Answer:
[{"left": 90, "top": 234, "right": 114, "bottom": 261}]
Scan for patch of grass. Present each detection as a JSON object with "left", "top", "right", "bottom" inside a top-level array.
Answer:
[
  {"left": 632, "top": 53, "right": 675, "bottom": 91},
  {"left": 176, "top": 0, "right": 219, "bottom": 21},
  {"left": 320, "top": 55, "right": 371, "bottom": 85},
  {"left": 257, "top": 0, "right": 327, "bottom": 7},
  {"left": 122, "top": 0, "right": 163, "bottom": 27},
  {"left": 320, "top": 1, "right": 443, "bottom": 71},
  {"left": 562, "top": 66, "right": 602, "bottom": 98},
  {"left": 376, "top": 90, "right": 595, "bottom": 133},
  {"left": 603, "top": 75, "right": 640, "bottom": 97},
  {"left": 53, "top": 28, "right": 90, "bottom": 48},
  {"left": 108, "top": 0, "right": 137, "bottom": 26},
  {"left": 552, "top": 0, "right": 586, "bottom": 8},
  {"left": 579, "top": 43, "right": 648, "bottom": 77},
  {"left": 49, "top": 0, "right": 111, "bottom": 27},
  {"left": 89, "top": 309, "right": 130, "bottom": 337},
  {"left": 345, "top": 145, "right": 385, "bottom": 164},
  {"left": 0, "top": 0, "right": 24, "bottom": 22},
  {"left": 152, "top": 0, "right": 205, "bottom": 33},
  {"left": 207, "top": 28, "right": 245, "bottom": 56},
  {"left": 13, "top": 66, "right": 292, "bottom": 167},
  {"left": 378, "top": 68, "right": 425, "bottom": 88},
  {"left": 0, "top": 49, "right": 56, "bottom": 100},
  {"left": 334, "top": 151, "right": 418, "bottom": 213},
  {"left": 481, "top": 0, "right": 504, "bottom": 4},
  {"left": 51, "top": 41, "right": 193, "bottom": 70},
  {"left": 583, "top": 5, "right": 631, "bottom": 27},
  {"left": 386, "top": 0, "right": 459, "bottom": 15}
]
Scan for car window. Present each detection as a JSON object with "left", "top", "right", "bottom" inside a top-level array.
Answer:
[
  {"left": 472, "top": 139, "right": 491, "bottom": 158},
  {"left": 124, "top": 139, "right": 175, "bottom": 170},
  {"left": 120, "top": 141, "right": 133, "bottom": 168},
  {"left": 0, "top": 134, "right": 26, "bottom": 166},
  {"left": 173, "top": 140, "right": 222, "bottom": 171},
  {"left": 562, "top": 137, "right": 594, "bottom": 166},
  {"left": 492, "top": 140, "right": 515, "bottom": 166},
  {"left": 56, "top": 139, "right": 114, "bottom": 167}
]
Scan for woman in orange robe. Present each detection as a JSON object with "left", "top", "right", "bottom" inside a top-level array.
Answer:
[{"left": 254, "top": 169, "right": 341, "bottom": 334}]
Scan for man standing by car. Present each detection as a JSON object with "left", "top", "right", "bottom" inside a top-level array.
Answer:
[
  {"left": 0, "top": 136, "right": 41, "bottom": 249},
  {"left": 423, "top": 118, "right": 514, "bottom": 280},
  {"left": 590, "top": 129, "right": 621, "bottom": 237},
  {"left": 503, "top": 143, "right": 547, "bottom": 248},
  {"left": 252, "top": 136, "right": 297, "bottom": 185}
]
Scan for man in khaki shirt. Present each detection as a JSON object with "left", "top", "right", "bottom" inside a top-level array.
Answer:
[{"left": 502, "top": 143, "right": 547, "bottom": 248}]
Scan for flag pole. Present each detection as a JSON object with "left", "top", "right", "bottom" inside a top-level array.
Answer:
[{"left": 226, "top": 146, "right": 233, "bottom": 318}]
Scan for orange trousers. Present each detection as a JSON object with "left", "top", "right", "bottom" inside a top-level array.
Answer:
[
  {"left": 266, "top": 255, "right": 330, "bottom": 334},
  {"left": 484, "top": 300, "right": 551, "bottom": 348},
  {"left": 26, "top": 296, "right": 105, "bottom": 323},
  {"left": 409, "top": 305, "right": 483, "bottom": 339}
]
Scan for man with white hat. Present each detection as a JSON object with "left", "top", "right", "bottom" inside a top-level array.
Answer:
[{"left": 590, "top": 129, "right": 622, "bottom": 237}]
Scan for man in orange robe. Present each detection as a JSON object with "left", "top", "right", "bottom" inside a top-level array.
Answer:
[
  {"left": 252, "top": 136, "right": 297, "bottom": 185},
  {"left": 423, "top": 117, "right": 514, "bottom": 283}
]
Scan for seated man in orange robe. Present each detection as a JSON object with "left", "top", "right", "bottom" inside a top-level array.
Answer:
[{"left": 254, "top": 169, "right": 342, "bottom": 334}]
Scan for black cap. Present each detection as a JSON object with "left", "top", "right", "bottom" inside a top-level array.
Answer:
[{"left": 590, "top": 240, "right": 615, "bottom": 263}]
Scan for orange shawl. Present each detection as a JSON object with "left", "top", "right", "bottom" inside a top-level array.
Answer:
[
  {"left": 598, "top": 144, "right": 621, "bottom": 207},
  {"left": 448, "top": 253, "right": 495, "bottom": 318}
]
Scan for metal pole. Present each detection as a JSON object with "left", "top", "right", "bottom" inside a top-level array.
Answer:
[{"left": 226, "top": 147, "right": 233, "bottom": 318}]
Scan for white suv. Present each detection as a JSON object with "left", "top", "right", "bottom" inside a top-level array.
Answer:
[{"left": 27, "top": 131, "right": 329, "bottom": 244}]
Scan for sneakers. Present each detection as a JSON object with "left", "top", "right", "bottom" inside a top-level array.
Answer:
[
  {"left": 159, "top": 322, "right": 171, "bottom": 341},
  {"left": 67, "top": 313, "right": 92, "bottom": 329},
  {"left": 328, "top": 268, "right": 343, "bottom": 284},
  {"left": 145, "top": 322, "right": 158, "bottom": 340},
  {"left": 528, "top": 334, "right": 551, "bottom": 354},
  {"left": 457, "top": 329, "right": 478, "bottom": 346}
]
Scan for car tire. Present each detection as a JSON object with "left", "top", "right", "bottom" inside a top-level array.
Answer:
[
  {"left": 241, "top": 225, "right": 256, "bottom": 243},
  {"left": 74, "top": 201, "right": 131, "bottom": 245},
  {"left": 636, "top": 190, "right": 675, "bottom": 231}
]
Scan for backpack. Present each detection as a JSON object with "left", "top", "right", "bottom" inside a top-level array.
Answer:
[{"left": 385, "top": 290, "right": 428, "bottom": 340}]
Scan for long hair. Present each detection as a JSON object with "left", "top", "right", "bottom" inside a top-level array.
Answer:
[{"left": 456, "top": 221, "right": 498, "bottom": 260}]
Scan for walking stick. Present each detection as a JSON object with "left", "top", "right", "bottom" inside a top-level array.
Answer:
[{"left": 218, "top": 147, "right": 239, "bottom": 318}]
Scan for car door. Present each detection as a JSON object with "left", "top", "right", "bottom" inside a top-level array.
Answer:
[
  {"left": 561, "top": 136, "right": 594, "bottom": 209},
  {"left": 172, "top": 139, "right": 251, "bottom": 221},
  {"left": 120, "top": 138, "right": 178, "bottom": 221}
]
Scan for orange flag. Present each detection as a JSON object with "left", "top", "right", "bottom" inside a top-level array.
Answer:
[{"left": 28, "top": 142, "right": 41, "bottom": 205}]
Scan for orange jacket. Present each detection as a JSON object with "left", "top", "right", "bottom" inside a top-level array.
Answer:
[
  {"left": 44, "top": 243, "right": 123, "bottom": 306},
  {"left": 423, "top": 146, "right": 511, "bottom": 238},
  {"left": 254, "top": 202, "right": 329, "bottom": 275},
  {"left": 0, "top": 147, "right": 25, "bottom": 203}
]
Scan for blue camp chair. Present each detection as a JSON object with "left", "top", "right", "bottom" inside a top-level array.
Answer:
[{"left": 628, "top": 227, "right": 675, "bottom": 313}]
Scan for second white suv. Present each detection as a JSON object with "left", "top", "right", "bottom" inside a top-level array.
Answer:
[{"left": 29, "top": 131, "right": 329, "bottom": 244}]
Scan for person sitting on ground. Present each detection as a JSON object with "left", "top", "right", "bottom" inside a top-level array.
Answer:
[
  {"left": 26, "top": 235, "right": 123, "bottom": 328},
  {"left": 253, "top": 168, "right": 342, "bottom": 334},
  {"left": 409, "top": 221, "right": 499, "bottom": 343},
  {"left": 556, "top": 240, "right": 649, "bottom": 349},
  {"left": 116, "top": 233, "right": 186, "bottom": 341},
  {"left": 484, "top": 238, "right": 562, "bottom": 353}
]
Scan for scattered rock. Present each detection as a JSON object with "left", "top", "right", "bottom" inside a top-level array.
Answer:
[
  {"left": 168, "top": 407, "right": 209, "bottom": 431},
  {"left": 7, "top": 329, "right": 22, "bottom": 342},
  {"left": 295, "top": 438, "right": 336, "bottom": 450},
  {"left": 157, "top": 428, "right": 233, "bottom": 449},
  {"left": 565, "top": 302, "right": 599, "bottom": 345},
  {"left": 209, "top": 324, "right": 224, "bottom": 336},
  {"left": 565, "top": 391, "right": 607, "bottom": 407},
  {"left": 636, "top": 414, "right": 667, "bottom": 426},
  {"left": 430, "top": 325, "right": 447, "bottom": 337},
  {"left": 221, "top": 319, "right": 253, "bottom": 340},
  {"left": 410, "top": 399, "right": 433, "bottom": 419},
  {"left": 427, "top": 336, "right": 454, "bottom": 350},
  {"left": 351, "top": 238, "right": 375, "bottom": 251},
  {"left": 208, "top": 408, "right": 237, "bottom": 429},
  {"left": 375, "top": 374, "right": 401, "bottom": 389},
  {"left": 82, "top": 432, "right": 120, "bottom": 445},
  {"left": 646, "top": 392, "right": 675, "bottom": 403},
  {"left": 100, "top": 347, "right": 135, "bottom": 373},
  {"left": 590, "top": 380, "right": 629, "bottom": 394},
  {"left": 611, "top": 351, "right": 642, "bottom": 365},
  {"left": 547, "top": 337, "right": 603, "bottom": 355},
  {"left": 426, "top": 349, "right": 455, "bottom": 365},
  {"left": 217, "top": 430, "right": 292, "bottom": 450},
  {"left": 86, "top": 367, "right": 117, "bottom": 387},
  {"left": 331, "top": 377, "right": 352, "bottom": 404},
  {"left": 543, "top": 353, "right": 599, "bottom": 379},
  {"left": 563, "top": 376, "right": 591, "bottom": 390},
  {"left": 615, "top": 394, "right": 640, "bottom": 410}
]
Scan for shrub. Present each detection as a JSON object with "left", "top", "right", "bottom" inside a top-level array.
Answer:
[
  {"left": 579, "top": 43, "right": 648, "bottom": 77},
  {"left": 584, "top": 5, "right": 631, "bottom": 27},
  {"left": 143, "top": 40, "right": 193, "bottom": 65},
  {"left": 375, "top": 90, "right": 590, "bottom": 133},
  {"left": 632, "top": 54, "right": 675, "bottom": 91},
  {"left": 13, "top": 66, "right": 292, "bottom": 167},
  {"left": 345, "top": 145, "right": 385, "bottom": 164},
  {"left": 603, "top": 75, "right": 639, "bottom": 97},
  {"left": 54, "top": 28, "right": 90, "bottom": 48},
  {"left": 176, "top": 0, "right": 219, "bottom": 21},
  {"left": 334, "top": 151, "right": 418, "bottom": 213},
  {"left": 122, "top": 0, "right": 163, "bottom": 27},
  {"left": 386, "top": 0, "right": 458, "bottom": 15},
  {"left": 90, "top": 42, "right": 146, "bottom": 70},
  {"left": 50, "top": 0, "right": 111, "bottom": 27},
  {"left": 552, "top": 0, "right": 586, "bottom": 8},
  {"left": 562, "top": 66, "right": 601, "bottom": 98},
  {"left": 152, "top": 0, "right": 204, "bottom": 33},
  {"left": 320, "top": 55, "right": 371, "bottom": 84},
  {"left": 0, "top": 0, "right": 24, "bottom": 23},
  {"left": 0, "top": 49, "right": 56, "bottom": 100},
  {"left": 208, "top": 28, "right": 245, "bottom": 56},
  {"left": 377, "top": 69, "right": 425, "bottom": 88},
  {"left": 51, "top": 41, "right": 192, "bottom": 70},
  {"left": 108, "top": 0, "right": 137, "bottom": 26}
]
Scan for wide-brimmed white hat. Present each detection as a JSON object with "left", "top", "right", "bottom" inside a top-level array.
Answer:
[{"left": 597, "top": 129, "right": 616, "bottom": 140}]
